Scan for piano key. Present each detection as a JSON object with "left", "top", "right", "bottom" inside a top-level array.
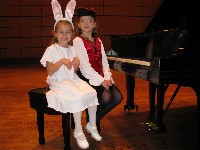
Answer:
[{"left": 107, "top": 56, "right": 151, "bottom": 66}]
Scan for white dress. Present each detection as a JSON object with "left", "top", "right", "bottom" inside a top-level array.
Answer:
[{"left": 40, "top": 43, "right": 99, "bottom": 113}]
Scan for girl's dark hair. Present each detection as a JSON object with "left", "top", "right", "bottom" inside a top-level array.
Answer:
[
  {"left": 76, "top": 7, "right": 98, "bottom": 38},
  {"left": 50, "top": 20, "right": 74, "bottom": 45}
]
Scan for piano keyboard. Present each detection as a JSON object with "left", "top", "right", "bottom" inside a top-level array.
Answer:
[{"left": 107, "top": 56, "right": 151, "bottom": 66}]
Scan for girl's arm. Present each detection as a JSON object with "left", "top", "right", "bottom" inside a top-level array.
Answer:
[
  {"left": 73, "top": 37, "right": 104, "bottom": 86},
  {"left": 46, "top": 58, "right": 72, "bottom": 75},
  {"left": 99, "top": 39, "right": 112, "bottom": 81}
]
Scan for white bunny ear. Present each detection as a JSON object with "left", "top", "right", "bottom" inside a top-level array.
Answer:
[
  {"left": 51, "top": 0, "right": 63, "bottom": 21},
  {"left": 65, "top": 0, "right": 76, "bottom": 23}
]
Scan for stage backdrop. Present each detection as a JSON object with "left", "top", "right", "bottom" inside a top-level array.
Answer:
[{"left": 0, "top": 0, "right": 160, "bottom": 62}]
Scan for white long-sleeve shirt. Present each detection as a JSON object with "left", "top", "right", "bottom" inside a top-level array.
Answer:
[{"left": 73, "top": 37, "right": 113, "bottom": 86}]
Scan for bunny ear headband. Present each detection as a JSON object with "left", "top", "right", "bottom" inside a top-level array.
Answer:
[{"left": 51, "top": 0, "right": 76, "bottom": 30}]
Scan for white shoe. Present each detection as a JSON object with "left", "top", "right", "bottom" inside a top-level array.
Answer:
[
  {"left": 86, "top": 123, "right": 102, "bottom": 141},
  {"left": 73, "top": 131, "right": 89, "bottom": 149}
]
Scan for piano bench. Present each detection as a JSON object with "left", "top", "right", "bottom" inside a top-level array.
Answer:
[{"left": 28, "top": 87, "right": 75, "bottom": 150}]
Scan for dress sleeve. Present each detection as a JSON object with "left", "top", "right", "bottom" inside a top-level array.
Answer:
[
  {"left": 73, "top": 37, "right": 104, "bottom": 86},
  {"left": 99, "top": 39, "right": 113, "bottom": 81},
  {"left": 40, "top": 46, "right": 55, "bottom": 67}
]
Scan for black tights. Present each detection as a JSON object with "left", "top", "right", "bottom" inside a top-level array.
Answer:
[
  {"left": 96, "top": 85, "right": 123, "bottom": 122},
  {"left": 77, "top": 71, "right": 123, "bottom": 123},
  {"left": 85, "top": 85, "right": 123, "bottom": 123}
]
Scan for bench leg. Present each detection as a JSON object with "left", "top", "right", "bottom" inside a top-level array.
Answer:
[
  {"left": 97, "top": 121, "right": 101, "bottom": 133},
  {"left": 62, "top": 113, "right": 71, "bottom": 150},
  {"left": 70, "top": 113, "right": 75, "bottom": 129},
  {"left": 36, "top": 111, "right": 45, "bottom": 145}
]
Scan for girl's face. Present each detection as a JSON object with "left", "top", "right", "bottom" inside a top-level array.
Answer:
[
  {"left": 78, "top": 16, "right": 96, "bottom": 34},
  {"left": 54, "top": 22, "right": 73, "bottom": 48}
]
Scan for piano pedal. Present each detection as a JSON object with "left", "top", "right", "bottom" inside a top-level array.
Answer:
[
  {"left": 147, "top": 114, "right": 166, "bottom": 132},
  {"left": 141, "top": 120, "right": 166, "bottom": 133},
  {"left": 153, "top": 123, "right": 166, "bottom": 133},
  {"left": 142, "top": 121, "right": 155, "bottom": 127},
  {"left": 124, "top": 104, "right": 139, "bottom": 114}
]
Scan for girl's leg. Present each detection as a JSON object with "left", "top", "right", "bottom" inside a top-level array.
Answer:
[
  {"left": 87, "top": 105, "right": 97, "bottom": 127},
  {"left": 73, "top": 111, "right": 86, "bottom": 141},
  {"left": 87, "top": 105, "right": 102, "bottom": 141},
  {"left": 73, "top": 111, "right": 89, "bottom": 149},
  {"left": 85, "top": 106, "right": 101, "bottom": 132},
  {"left": 96, "top": 85, "right": 123, "bottom": 121}
]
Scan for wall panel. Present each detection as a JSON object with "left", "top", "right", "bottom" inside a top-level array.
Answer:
[
  {"left": 21, "top": 17, "right": 42, "bottom": 27},
  {"left": 21, "top": 27, "right": 42, "bottom": 37},
  {"left": 0, "top": 17, "right": 41, "bottom": 27},
  {"left": 0, "top": 0, "right": 19, "bottom": 5},
  {"left": 105, "top": 0, "right": 160, "bottom": 6},
  {"left": 0, "top": 48, "right": 21, "bottom": 58},
  {"left": 42, "top": 37, "right": 53, "bottom": 49},
  {"left": 104, "top": 6, "right": 155, "bottom": 16},
  {"left": 20, "top": 0, "right": 42, "bottom": 5},
  {"left": 20, "top": 6, "right": 42, "bottom": 16},
  {"left": 21, "top": 38, "right": 43, "bottom": 48},
  {"left": 0, "top": 0, "right": 159, "bottom": 61},
  {"left": 42, "top": 16, "right": 54, "bottom": 27},
  {"left": 0, "top": 27, "right": 20, "bottom": 37},
  {"left": 0, "top": 6, "right": 20, "bottom": 16},
  {"left": 76, "top": 0, "right": 103, "bottom": 6},
  {"left": 41, "top": 27, "right": 53, "bottom": 37},
  {"left": 0, "top": 38, "right": 21, "bottom": 48},
  {"left": 22, "top": 47, "right": 43, "bottom": 58}
]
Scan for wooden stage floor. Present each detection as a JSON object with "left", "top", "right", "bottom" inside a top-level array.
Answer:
[{"left": 0, "top": 64, "right": 199, "bottom": 150}]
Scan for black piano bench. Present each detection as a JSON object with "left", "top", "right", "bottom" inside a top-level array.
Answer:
[{"left": 28, "top": 87, "right": 75, "bottom": 150}]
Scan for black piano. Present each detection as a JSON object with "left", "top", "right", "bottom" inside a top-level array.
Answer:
[{"left": 107, "top": 0, "right": 200, "bottom": 138}]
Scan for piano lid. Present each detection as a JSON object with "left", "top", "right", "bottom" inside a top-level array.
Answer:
[
  {"left": 145, "top": 0, "right": 187, "bottom": 31},
  {"left": 109, "top": 0, "right": 199, "bottom": 61},
  {"left": 110, "top": 29, "right": 186, "bottom": 60},
  {"left": 145, "top": 0, "right": 200, "bottom": 56}
]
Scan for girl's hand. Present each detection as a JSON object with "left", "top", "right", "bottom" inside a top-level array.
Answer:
[
  {"left": 105, "top": 80, "right": 112, "bottom": 86},
  {"left": 72, "top": 57, "right": 80, "bottom": 66},
  {"left": 72, "top": 57, "right": 80, "bottom": 72},
  {"left": 101, "top": 80, "right": 110, "bottom": 90},
  {"left": 62, "top": 58, "right": 72, "bottom": 69}
]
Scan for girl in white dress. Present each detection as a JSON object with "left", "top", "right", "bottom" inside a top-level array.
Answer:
[{"left": 40, "top": 1, "right": 102, "bottom": 149}]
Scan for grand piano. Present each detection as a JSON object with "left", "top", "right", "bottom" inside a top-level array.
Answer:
[{"left": 107, "top": 0, "right": 200, "bottom": 137}]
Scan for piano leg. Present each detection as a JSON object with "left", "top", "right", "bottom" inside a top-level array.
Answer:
[
  {"left": 147, "top": 82, "right": 166, "bottom": 133},
  {"left": 148, "top": 82, "right": 156, "bottom": 122},
  {"left": 124, "top": 75, "right": 138, "bottom": 113},
  {"left": 191, "top": 85, "right": 200, "bottom": 150},
  {"left": 156, "top": 83, "right": 166, "bottom": 132}
]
